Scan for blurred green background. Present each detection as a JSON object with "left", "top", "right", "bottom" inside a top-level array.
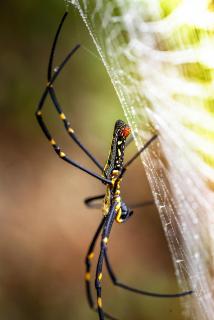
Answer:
[{"left": 0, "top": 1, "right": 190, "bottom": 319}]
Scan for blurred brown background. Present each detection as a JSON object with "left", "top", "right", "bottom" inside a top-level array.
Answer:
[{"left": 0, "top": 1, "right": 187, "bottom": 319}]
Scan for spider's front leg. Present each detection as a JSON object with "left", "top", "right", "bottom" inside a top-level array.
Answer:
[
  {"left": 95, "top": 202, "right": 117, "bottom": 320},
  {"left": 104, "top": 250, "right": 193, "bottom": 298}
]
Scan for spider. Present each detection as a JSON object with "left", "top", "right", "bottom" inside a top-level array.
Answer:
[{"left": 36, "top": 11, "right": 192, "bottom": 320}]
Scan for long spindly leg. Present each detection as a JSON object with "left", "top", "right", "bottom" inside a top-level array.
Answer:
[
  {"left": 95, "top": 203, "right": 117, "bottom": 320},
  {"left": 85, "top": 217, "right": 117, "bottom": 320},
  {"left": 104, "top": 251, "right": 193, "bottom": 298},
  {"left": 46, "top": 12, "right": 103, "bottom": 171},
  {"left": 36, "top": 90, "right": 110, "bottom": 184},
  {"left": 36, "top": 44, "right": 111, "bottom": 185},
  {"left": 125, "top": 134, "right": 134, "bottom": 147},
  {"left": 121, "top": 134, "right": 158, "bottom": 178},
  {"left": 85, "top": 217, "right": 106, "bottom": 309},
  {"left": 84, "top": 194, "right": 105, "bottom": 209},
  {"left": 48, "top": 86, "right": 103, "bottom": 170},
  {"left": 84, "top": 194, "right": 154, "bottom": 210}
]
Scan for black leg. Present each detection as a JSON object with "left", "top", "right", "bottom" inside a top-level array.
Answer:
[
  {"left": 46, "top": 12, "right": 103, "bottom": 171},
  {"left": 121, "top": 134, "right": 158, "bottom": 178},
  {"left": 130, "top": 200, "right": 154, "bottom": 209},
  {"left": 84, "top": 194, "right": 154, "bottom": 210},
  {"left": 48, "top": 86, "right": 103, "bottom": 170},
  {"left": 95, "top": 203, "right": 117, "bottom": 320},
  {"left": 85, "top": 217, "right": 106, "bottom": 309},
  {"left": 35, "top": 23, "right": 111, "bottom": 185},
  {"left": 125, "top": 134, "right": 134, "bottom": 147},
  {"left": 84, "top": 217, "right": 117, "bottom": 320},
  {"left": 104, "top": 251, "right": 193, "bottom": 298},
  {"left": 36, "top": 93, "right": 110, "bottom": 184},
  {"left": 47, "top": 11, "right": 68, "bottom": 81},
  {"left": 84, "top": 194, "right": 105, "bottom": 209}
]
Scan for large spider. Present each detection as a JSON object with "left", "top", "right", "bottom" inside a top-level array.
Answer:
[{"left": 36, "top": 11, "right": 192, "bottom": 320}]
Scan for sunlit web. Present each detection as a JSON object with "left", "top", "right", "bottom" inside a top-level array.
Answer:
[{"left": 68, "top": 1, "right": 214, "bottom": 319}]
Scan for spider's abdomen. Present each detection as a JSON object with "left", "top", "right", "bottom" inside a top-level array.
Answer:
[{"left": 103, "top": 120, "right": 130, "bottom": 181}]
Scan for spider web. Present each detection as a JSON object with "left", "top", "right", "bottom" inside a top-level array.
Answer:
[{"left": 68, "top": 1, "right": 214, "bottom": 319}]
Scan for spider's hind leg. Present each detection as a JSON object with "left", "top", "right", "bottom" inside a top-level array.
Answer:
[
  {"left": 84, "top": 216, "right": 118, "bottom": 320},
  {"left": 95, "top": 202, "right": 118, "bottom": 320},
  {"left": 84, "top": 194, "right": 105, "bottom": 209},
  {"left": 84, "top": 194, "right": 154, "bottom": 211},
  {"left": 85, "top": 217, "right": 105, "bottom": 309},
  {"left": 104, "top": 251, "right": 193, "bottom": 298}
]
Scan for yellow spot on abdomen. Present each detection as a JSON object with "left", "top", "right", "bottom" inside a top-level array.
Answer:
[
  {"left": 37, "top": 111, "right": 42, "bottom": 116},
  {"left": 68, "top": 127, "right": 74, "bottom": 133}
]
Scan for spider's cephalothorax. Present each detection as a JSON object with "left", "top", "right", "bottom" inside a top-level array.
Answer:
[
  {"left": 103, "top": 120, "right": 130, "bottom": 181},
  {"left": 102, "top": 120, "right": 132, "bottom": 223}
]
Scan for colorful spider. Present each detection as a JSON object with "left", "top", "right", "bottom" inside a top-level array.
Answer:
[{"left": 36, "top": 11, "right": 192, "bottom": 320}]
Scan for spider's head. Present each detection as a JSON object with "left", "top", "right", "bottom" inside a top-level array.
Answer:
[{"left": 120, "top": 201, "right": 133, "bottom": 223}]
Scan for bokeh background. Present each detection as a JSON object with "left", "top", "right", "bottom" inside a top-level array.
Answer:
[{"left": 0, "top": 1, "right": 188, "bottom": 319}]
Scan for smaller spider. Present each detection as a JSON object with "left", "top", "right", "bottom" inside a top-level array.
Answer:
[{"left": 36, "top": 11, "right": 193, "bottom": 320}]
